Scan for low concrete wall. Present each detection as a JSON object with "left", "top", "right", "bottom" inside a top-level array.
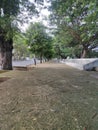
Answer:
[
  {"left": 83, "top": 59, "right": 98, "bottom": 71},
  {"left": 61, "top": 58, "right": 98, "bottom": 70}
]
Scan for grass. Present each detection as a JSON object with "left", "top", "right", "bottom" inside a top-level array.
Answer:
[{"left": 0, "top": 63, "right": 98, "bottom": 130}]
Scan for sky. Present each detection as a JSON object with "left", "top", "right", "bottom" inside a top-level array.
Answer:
[{"left": 20, "top": 0, "right": 50, "bottom": 31}]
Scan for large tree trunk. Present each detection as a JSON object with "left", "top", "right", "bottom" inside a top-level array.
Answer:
[{"left": 0, "top": 38, "right": 13, "bottom": 70}]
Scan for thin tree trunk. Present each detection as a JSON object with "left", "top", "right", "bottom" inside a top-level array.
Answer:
[
  {"left": 81, "top": 49, "right": 87, "bottom": 58},
  {"left": 81, "top": 45, "right": 88, "bottom": 58},
  {"left": 40, "top": 57, "right": 42, "bottom": 63},
  {"left": 40, "top": 53, "right": 43, "bottom": 63}
]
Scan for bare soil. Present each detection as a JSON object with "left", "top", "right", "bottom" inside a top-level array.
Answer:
[{"left": 0, "top": 62, "right": 98, "bottom": 130}]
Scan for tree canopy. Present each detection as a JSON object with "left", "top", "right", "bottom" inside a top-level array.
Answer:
[
  {"left": 13, "top": 33, "right": 32, "bottom": 60},
  {"left": 0, "top": 0, "right": 46, "bottom": 69},
  {"left": 1, "top": 0, "right": 98, "bottom": 70},
  {"left": 26, "top": 22, "right": 54, "bottom": 63},
  {"left": 49, "top": 0, "right": 98, "bottom": 58}
]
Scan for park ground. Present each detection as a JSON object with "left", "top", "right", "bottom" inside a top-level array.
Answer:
[{"left": 0, "top": 62, "right": 98, "bottom": 130}]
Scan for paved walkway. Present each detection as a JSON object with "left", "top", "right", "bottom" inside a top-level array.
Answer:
[
  {"left": 0, "top": 62, "right": 98, "bottom": 130},
  {"left": 12, "top": 59, "right": 40, "bottom": 67}
]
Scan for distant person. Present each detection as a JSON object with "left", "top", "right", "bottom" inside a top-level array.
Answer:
[{"left": 34, "top": 58, "right": 36, "bottom": 65}]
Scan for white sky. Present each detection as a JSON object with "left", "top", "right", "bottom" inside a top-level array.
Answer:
[{"left": 20, "top": 0, "right": 50, "bottom": 31}]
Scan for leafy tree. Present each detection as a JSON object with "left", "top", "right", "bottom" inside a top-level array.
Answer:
[
  {"left": 13, "top": 33, "right": 31, "bottom": 60},
  {"left": 0, "top": 0, "right": 45, "bottom": 70},
  {"left": 42, "top": 36, "right": 54, "bottom": 61},
  {"left": 49, "top": 0, "right": 98, "bottom": 58},
  {"left": 52, "top": 28, "right": 81, "bottom": 59},
  {"left": 26, "top": 22, "right": 54, "bottom": 63}
]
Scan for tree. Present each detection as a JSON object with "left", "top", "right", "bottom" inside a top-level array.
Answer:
[
  {"left": 49, "top": 0, "right": 98, "bottom": 58},
  {"left": 0, "top": 0, "right": 45, "bottom": 70},
  {"left": 26, "top": 22, "right": 54, "bottom": 63},
  {"left": 13, "top": 33, "right": 31, "bottom": 60},
  {"left": 52, "top": 27, "right": 81, "bottom": 59}
]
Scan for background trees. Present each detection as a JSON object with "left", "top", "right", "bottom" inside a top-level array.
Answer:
[
  {"left": 26, "top": 22, "right": 54, "bottom": 63},
  {"left": 0, "top": 0, "right": 44, "bottom": 70},
  {"left": 53, "top": 28, "right": 80, "bottom": 59},
  {"left": 1, "top": 0, "right": 98, "bottom": 70},
  {"left": 49, "top": 0, "right": 98, "bottom": 58},
  {"left": 13, "top": 33, "right": 31, "bottom": 60}
]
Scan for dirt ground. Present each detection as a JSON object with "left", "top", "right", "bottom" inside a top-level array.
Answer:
[{"left": 0, "top": 62, "right": 98, "bottom": 130}]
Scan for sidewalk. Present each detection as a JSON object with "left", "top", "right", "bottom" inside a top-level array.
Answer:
[{"left": 0, "top": 62, "right": 98, "bottom": 130}]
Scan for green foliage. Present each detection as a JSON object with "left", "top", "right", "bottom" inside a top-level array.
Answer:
[
  {"left": 86, "top": 50, "right": 98, "bottom": 58},
  {"left": 0, "top": 0, "right": 48, "bottom": 40},
  {"left": 0, "top": 0, "right": 47, "bottom": 69},
  {"left": 52, "top": 27, "right": 81, "bottom": 58},
  {"left": 13, "top": 33, "right": 31, "bottom": 60},
  {"left": 0, "top": 0, "right": 20, "bottom": 16},
  {"left": 49, "top": 0, "right": 98, "bottom": 58},
  {"left": 26, "top": 22, "right": 54, "bottom": 61}
]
